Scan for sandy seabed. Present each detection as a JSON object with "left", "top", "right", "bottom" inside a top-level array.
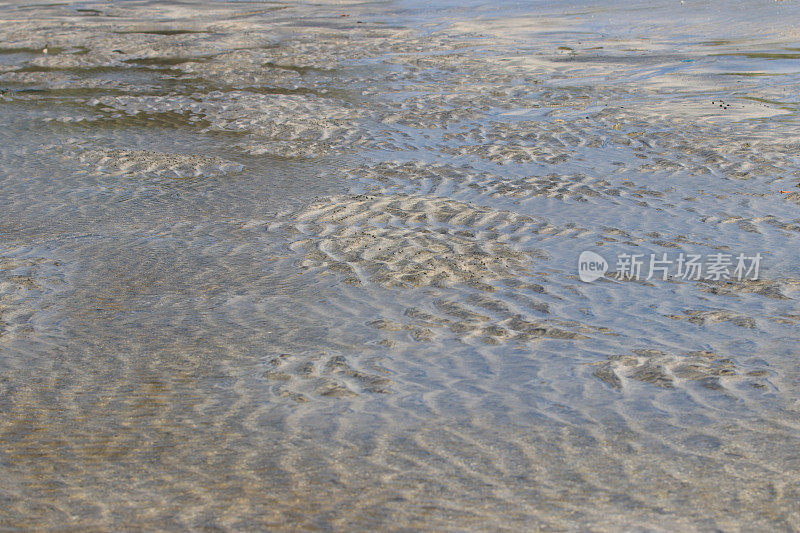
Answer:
[{"left": 1, "top": 0, "right": 800, "bottom": 530}]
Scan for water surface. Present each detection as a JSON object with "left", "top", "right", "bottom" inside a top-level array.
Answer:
[{"left": 1, "top": 0, "right": 800, "bottom": 529}]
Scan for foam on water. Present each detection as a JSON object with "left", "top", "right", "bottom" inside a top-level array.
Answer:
[{"left": 1, "top": 0, "right": 800, "bottom": 530}]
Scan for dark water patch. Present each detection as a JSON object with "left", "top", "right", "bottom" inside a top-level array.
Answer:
[
  {"left": 741, "top": 96, "right": 798, "bottom": 112},
  {"left": 115, "top": 29, "right": 210, "bottom": 36},
  {"left": 0, "top": 47, "right": 62, "bottom": 55},
  {"left": 262, "top": 62, "right": 336, "bottom": 75},
  {"left": 555, "top": 53, "right": 690, "bottom": 65},
  {"left": 13, "top": 2, "right": 67, "bottom": 8},
  {"left": 712, "top": 52, "right": 800, "bottom": 60},
  {"left": 700, "top": 40, "right": 733, "bottom": 46},
  {"left": 10, "top": 87, "right": 156, "bottom": 99},
  {"left": 75, "top": 8, "right": 105, "bottom": 16},
  {"left": 720, "top": 72, "right": 782, "bottom": 77},
  {"left": 13, "top": 64, "right": 175, "bottom": 75}
]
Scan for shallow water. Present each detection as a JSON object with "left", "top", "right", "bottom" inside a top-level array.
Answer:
[{"left": 1, "top": 0, "right": 800, "bottom": 530}]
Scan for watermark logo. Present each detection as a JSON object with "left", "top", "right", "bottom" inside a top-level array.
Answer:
[
  {"left": 578, "top": 251, "right": 761, "bottom": 282},
  {"left": 578, "top": 250, "right": 609, "bottom": 282}
]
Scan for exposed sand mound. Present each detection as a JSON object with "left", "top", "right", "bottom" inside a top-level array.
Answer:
[
  {"left": 279, "top": 194, "right": 540, "bottom": 289},
  {"left": 593, "top": 348, "right": 770, "bottom": 391}
]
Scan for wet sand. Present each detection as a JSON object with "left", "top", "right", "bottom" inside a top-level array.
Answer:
[{"left": 1, "top": 0, "right": 800, "bottom": 530}]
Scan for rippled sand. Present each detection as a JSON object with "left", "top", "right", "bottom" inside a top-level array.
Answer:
[{"left": 2, "top": 0, "right": 800, "bottom": 530}]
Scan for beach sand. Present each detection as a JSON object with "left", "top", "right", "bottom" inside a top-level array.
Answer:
[{"left": 1, "top": 0, "right": 800, "bottom": 529}]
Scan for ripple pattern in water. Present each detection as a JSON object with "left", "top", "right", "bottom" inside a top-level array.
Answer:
[{"left": 2, "top": 0, "right": 800, "bottom": 530}]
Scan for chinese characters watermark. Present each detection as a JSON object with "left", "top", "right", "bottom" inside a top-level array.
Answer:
[{"left": 578, "top": 251, "right": 761, "bottom": 283}]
